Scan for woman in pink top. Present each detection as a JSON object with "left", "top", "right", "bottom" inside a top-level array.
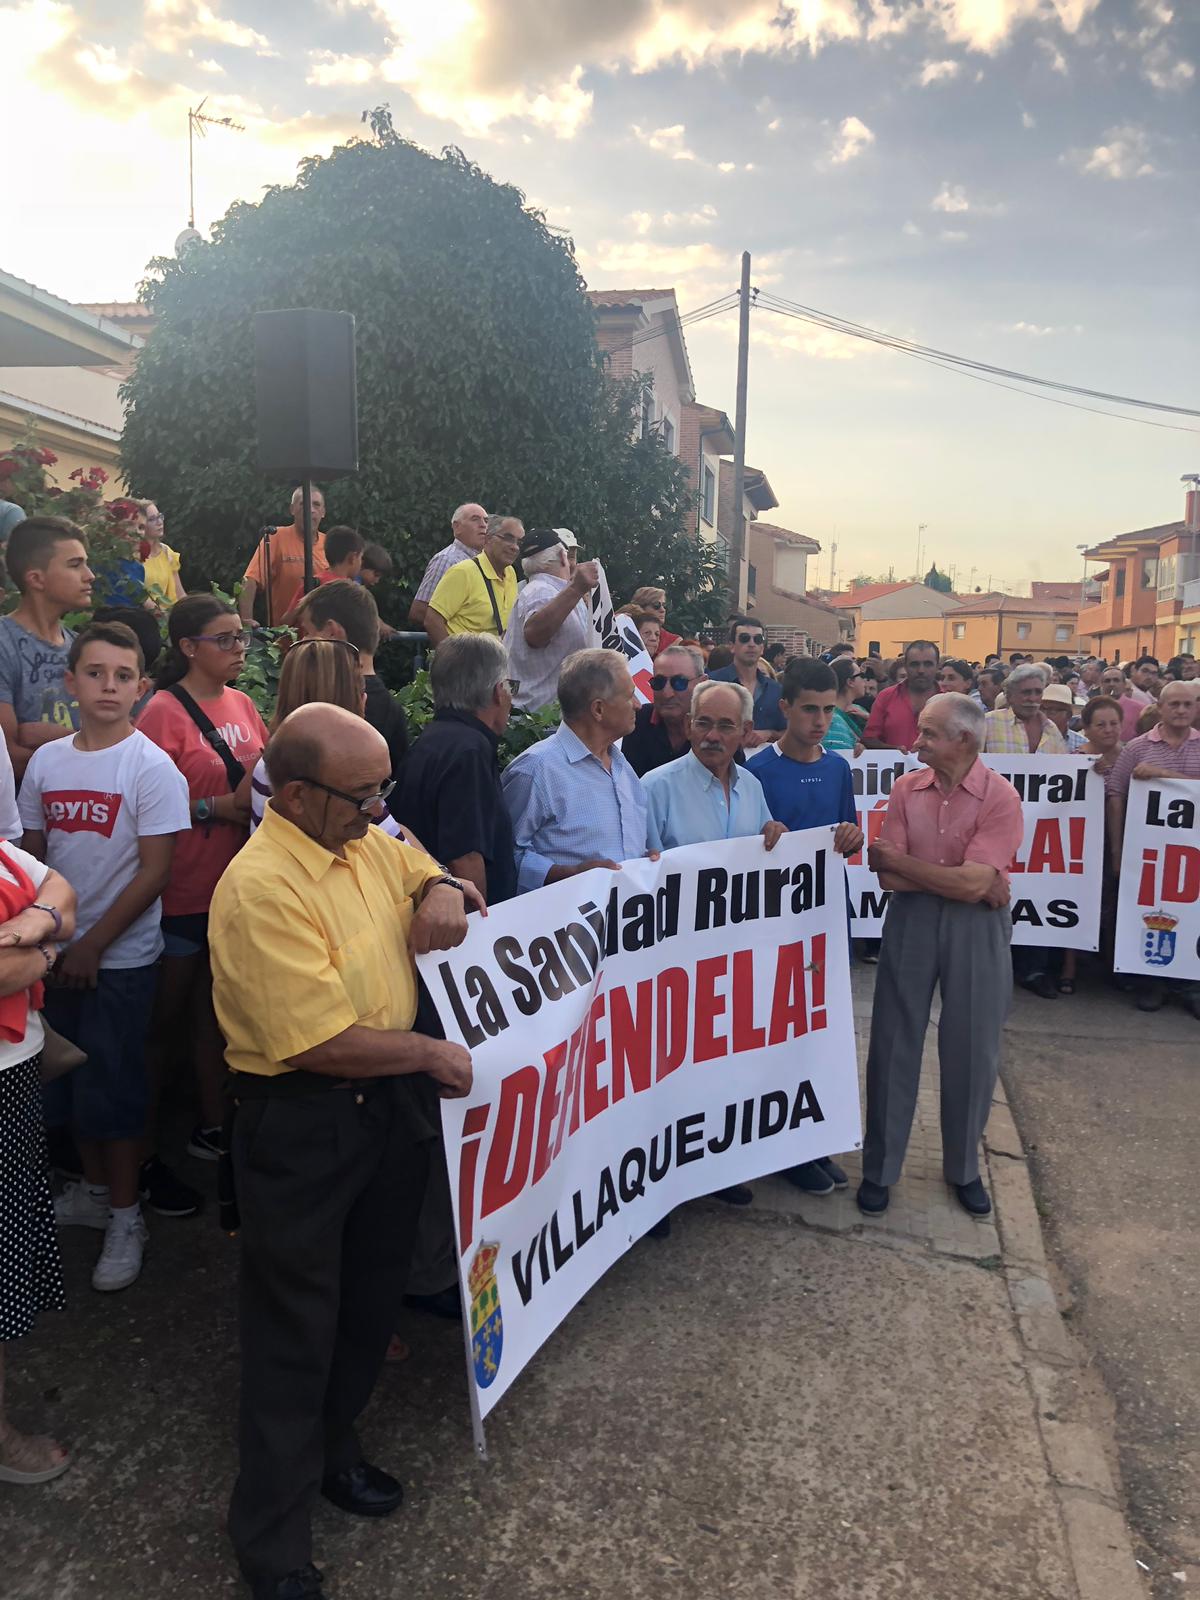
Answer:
[{"left": 137, "top": 597, "right": 267, "bottom": 1193}]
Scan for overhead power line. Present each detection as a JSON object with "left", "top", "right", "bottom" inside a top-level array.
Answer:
[
  {"left": 597, "top": 293, "right": 740, "bottom": 361},
  {"left": 753, "top": 291, "right": 1199, "bottom": 420}
]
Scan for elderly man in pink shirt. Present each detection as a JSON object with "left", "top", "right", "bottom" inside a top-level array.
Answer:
[{"left": 858, "top": 692, "right": 1023, "bottom": 1220}]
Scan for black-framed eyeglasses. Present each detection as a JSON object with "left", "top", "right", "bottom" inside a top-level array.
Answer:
[
  {"left": 188, "top": 630, "right": 252, "bottom": 652},
  {"left": 735, "top": 632, "right": 765, "bottom": 645},
  {"left": 145, "top": 512, "right": 164, "bottom": 524},
  {"left": 650, "top": 674, "right": 691, "bottom": 692},
  {"left": 298, "top": 776, "right": 395, "bottom": 813},
  {"left": 290, "top": 637, "right": 360, "bottom": 660}
]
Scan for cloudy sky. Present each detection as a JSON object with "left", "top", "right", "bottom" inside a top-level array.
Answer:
[{"left": 5, "top": 0, "right": 1198, "bottom": 589}]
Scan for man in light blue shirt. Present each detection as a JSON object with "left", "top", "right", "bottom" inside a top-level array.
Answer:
[
  {"left": 639, "top": 679, "right": 787, "bottom": 1228},
  {"left": 501, "top": 648, "right": 648, "bottom": 893},
  {"left": 643, "top": 680, "right": 784, "bottom": 854}
]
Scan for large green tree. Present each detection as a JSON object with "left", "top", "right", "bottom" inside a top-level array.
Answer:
[{"left": 121, "top": 114, "right": 724, "bottom": 624}]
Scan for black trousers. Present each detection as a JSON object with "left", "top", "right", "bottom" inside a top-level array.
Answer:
[{"left": 228, "top": 1079, "right": 430, "bottom": 1582}]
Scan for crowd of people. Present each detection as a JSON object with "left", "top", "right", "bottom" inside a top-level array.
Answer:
[{"left": 0, "top": 494, "right": 1196, "bottom": 1600}]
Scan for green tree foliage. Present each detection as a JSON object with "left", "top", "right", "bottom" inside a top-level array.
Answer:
[
  {"left": 121, "top": 115, "right": 725, "bottom": 629},
  {"left": 924, "top": 563, "right": 953, "bottom": 593}
]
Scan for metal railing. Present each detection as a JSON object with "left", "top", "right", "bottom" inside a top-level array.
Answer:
[{"left": 1183, "top": 578, "right": 1200, "bottom": 611}]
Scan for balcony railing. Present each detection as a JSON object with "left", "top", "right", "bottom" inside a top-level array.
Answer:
[{"left": 1183, "top": 578, "right": 1200, "bottom": 611}]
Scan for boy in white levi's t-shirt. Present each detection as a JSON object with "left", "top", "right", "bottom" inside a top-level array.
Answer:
[{"left": 20, "top": 622, "right": 189, "bottom": 1293}]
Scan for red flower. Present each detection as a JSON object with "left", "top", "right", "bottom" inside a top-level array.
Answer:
[
  {"left": 0, "top": 458, "right": 17, "bottom": 479},
  {"left": 137, "top": 540, "right": 151, "bottom": 562},
  {"left": 37, "top": 448, "right": 58, "bottom": 465},
  {"left": 69, "top": 468, "right": 83, "bottom": 481},
  {"left": 87, "top": 467, "right": 109, "bottom": 484}
]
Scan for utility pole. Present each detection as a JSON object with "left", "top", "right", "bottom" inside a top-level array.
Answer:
[
  {"left": 729, "top": 252, "right": 751, "bottom": 605},
  {"left": 916, "top": 522, "right": 927, "bottom": 581},
  {"left": 829, "top": 538, "right": 838, "bottom": 593}
]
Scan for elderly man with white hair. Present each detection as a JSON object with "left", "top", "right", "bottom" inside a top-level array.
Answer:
[
  {"left": 502, "top": 527, "right": 600, "bottom": 713},
  {"left": 408, "top": 501, "right": 488, "bottom": 630},
  {"left": 983, "top": 662, "right": 1067, "bottom": 754},
  {"left": 859, "top": 692, "right": 1023, "bottom": 1220}
]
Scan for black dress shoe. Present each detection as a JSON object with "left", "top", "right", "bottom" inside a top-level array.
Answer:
[
  {"left": 321, "top": 1462, "right": 404, "bottom": 1518},
  {"left": 402, "top": 1284, "right": 462, "bottom": 1319},
  {"left": 251, "top": 1564, "right": 326, "bottom": 1600},
  {"left": 1019, "top": 973, "right": 1059, "bottom": 1000},
  {"left": 856, "top": 1179, "right": 889, "bottom": 1216},
  {"left": 953, "top": 1178, "right": 993, "bottom": 1218}
]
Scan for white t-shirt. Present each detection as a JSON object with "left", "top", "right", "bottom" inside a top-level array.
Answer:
[
  {"left": 0, "top": 736, "right": 19, "bottom": 842},
  {"left": 19, "top": 730, "right": 191, "bottom": 968},
  {"left": 0, "top": 841, "right": 49, "bottom": 1073}
]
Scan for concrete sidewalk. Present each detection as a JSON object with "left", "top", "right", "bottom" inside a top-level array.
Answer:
[{"left": 0, "top": 970, "right": 1147, "bottom": 1600}]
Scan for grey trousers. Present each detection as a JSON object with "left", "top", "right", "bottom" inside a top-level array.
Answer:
[{"left": 862, "top": 891, "right": 1012, "bottom": 1188}]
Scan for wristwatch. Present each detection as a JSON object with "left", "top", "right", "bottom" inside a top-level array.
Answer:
[
  {"left": 429, "top": 875, "right": 466, "bottom": 897},
  {"left": 31, "top": 901, "right": 62, "bottom": 938},
  {"left": 194, "top": 796, "right": 214, "bottom": 823}
]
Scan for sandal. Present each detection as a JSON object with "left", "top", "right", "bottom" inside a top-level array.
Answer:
[
  {"left": 1057, "top": 980, "right": 1075, "bottom": 995},
  {"left": 0, "top": 1428, "right": 71, "bottom": 1485}
]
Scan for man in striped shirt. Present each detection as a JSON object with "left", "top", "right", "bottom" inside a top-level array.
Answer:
[{"left": 407, "top": 502, "right": 488, "bottom": 630}]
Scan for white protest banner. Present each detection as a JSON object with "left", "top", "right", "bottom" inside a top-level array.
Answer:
[
  {"left": 979, "top": 756, "right": 1104, "bottom": 950},
  {"left": 843, "top": 750, "right": 917, "bottom": 934},
  {"left": 589, "top": 561, "right": 653, "bottom": 701},
  {"left": 843, "top": 752, "right": 1104, "bottom": 949},
  {"left": 1114, "top": 778, "right": 1200, "bottom": 980},
  {"left": 417, "top": 830, "right": 860, "bottom": 1424}
]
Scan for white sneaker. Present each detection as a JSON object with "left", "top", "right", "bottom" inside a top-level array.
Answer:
[
  {"left": 92, "top": 1211, "right": 148, "bottom": 1293},
  {"left": 54, "top": 1181, "right": 110, "bottom": 1230}
]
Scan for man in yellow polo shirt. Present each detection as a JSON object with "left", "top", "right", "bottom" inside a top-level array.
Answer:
[
  {"left": 423, "top": 514, "right": 521, "bottom": 645},
  {"left": 209, "top": 702, "right": 472, "bottom": 1600}
]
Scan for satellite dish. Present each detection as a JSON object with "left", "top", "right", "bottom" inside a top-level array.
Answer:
[{"left": 174, "top": 226, "right": 203, "bottom": 257}]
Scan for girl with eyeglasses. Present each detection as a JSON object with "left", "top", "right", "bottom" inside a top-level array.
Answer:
[
  {"left": 139, "top": 501, "right": 186, "bottom": 608},
  {"left": 135, "top": 597, "right": 268, "bottom": 1206}
]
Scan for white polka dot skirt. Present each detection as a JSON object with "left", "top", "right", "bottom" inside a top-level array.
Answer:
[{"left": 0, "top": 1055, "right": 66, "bottom": 1341}]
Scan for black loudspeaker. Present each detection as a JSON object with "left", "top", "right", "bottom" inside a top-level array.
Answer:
[{"left": 254, "top": 309, "right": 358, "bottom": 481}]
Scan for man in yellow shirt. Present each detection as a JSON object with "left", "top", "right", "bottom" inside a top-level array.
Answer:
[
  {"left": 423, "top": 514, "right": 521, "bottom": 645},
  {"left": 209, "top": 703, "right": 472, "bottom": 1600}
]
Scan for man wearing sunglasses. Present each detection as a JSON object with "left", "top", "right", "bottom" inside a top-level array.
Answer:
[
  {"left": 704, "top": 614, "right": 785, "bottom": 748},
  {"left": 622, "top": 644, "right": 704, "bottom": 777},
  {"left": 209, "top": 703, "right": 473, "bottom": 1600}
]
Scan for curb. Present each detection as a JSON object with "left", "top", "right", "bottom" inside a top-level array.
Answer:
[{"left": 985, "top": 1079, "right": 1149, "bottom": 1600}]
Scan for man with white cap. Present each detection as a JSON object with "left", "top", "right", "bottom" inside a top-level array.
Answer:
[
  {"left": 1040, "top": 684, "right": 1087, "bottom": 752},
  {"left": 503, "top": 528, "right": 599, "bottom": 713}
]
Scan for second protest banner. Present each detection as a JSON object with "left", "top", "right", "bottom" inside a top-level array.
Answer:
[
  {"left": 417, "top": 830, "right": 860, "bottom": 1422},
  {"left": 1114, "top": 777, "right": 1200, "bottom": 980},
  {"left": 844, "top": 752, "right": 1104, "bottom": 949}
]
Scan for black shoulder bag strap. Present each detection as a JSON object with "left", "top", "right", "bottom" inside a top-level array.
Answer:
[
  {"left": 472, "top": 557, "right": 504, "bottom": 636},
  {"left": 167, "top": 684, "right": 244, "bottom": 792}
]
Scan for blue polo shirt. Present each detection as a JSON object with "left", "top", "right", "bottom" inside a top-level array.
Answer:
[
  {"left": 745, "top": 744, "right": 856, "bottom": 830},
  {"left": 705, "top": 664, "right": 785, "bottom": 732}
]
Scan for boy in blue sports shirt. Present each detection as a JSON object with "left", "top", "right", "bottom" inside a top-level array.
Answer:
[{"left": 747, "top": 658, "right": 863, "bottom": 1196}]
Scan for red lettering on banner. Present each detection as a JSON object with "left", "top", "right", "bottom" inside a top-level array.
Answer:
[
  {"left": 1164, "top": 844, "right": 1200, "bottom": 904},
  {"left": 42, "top": 790, "right": 123, "bottom": 838},
  {"left": 809, "top": 933, "right": 827, "bottom": 1033},
  {"left": 564, "top": 1013, "right": 590, "bottom": 1138},
  {"left": 768, "top": 940, "right": 808, "bottom": 1044},
  {"left": 1068, "top": 816, "right": 1085, "bottom": 874},
  {"left": 533, "top": 1045, "right": 567, "bottom": 1183},
  {"left": 1026, "top": 818, "right": 1066, "bottom": 875},
  {"left": 582, "top": 991, "right": 609, "bottom": 1124},
  {"left": 609, "top": 980, "right": 652, "bottom": 1101},
  {"left": 481, "top": 1065, "right": 539, "bottom": 1219},
  {"left": 847, "top": 804, "right": 888, "bottom": 867},
  {"left": 693, "top": 955, "right": 728, "bottom": 1063},
  {"left": 457, "top": 1103, "right": 491, "bottom": 1255},
  {"left": 731, "top": 948, "right": 766, "bottom": 1053},
  {"left": 1137, "top": 849, "right": 1157, "bottom": 906},
  {"left": 655, "top": 966, "right": 688, "bottom": 1080}
]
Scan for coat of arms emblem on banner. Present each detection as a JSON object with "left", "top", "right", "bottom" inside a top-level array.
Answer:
[
  {"left": 468, "top": 1242, "right": 503, "bottom": 1388},
  {"left": 1141, "top": 911, "right": 1178, "bottom": 967}
]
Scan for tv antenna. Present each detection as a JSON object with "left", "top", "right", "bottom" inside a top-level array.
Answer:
[{"left": 187, "top": 98, "right": 245, "bottom": 230}]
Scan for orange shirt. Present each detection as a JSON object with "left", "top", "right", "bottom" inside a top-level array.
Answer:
[{"left": 243, "top": 523, "right": 328, "bottom": 624}]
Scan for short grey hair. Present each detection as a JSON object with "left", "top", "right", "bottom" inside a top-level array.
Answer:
[
  {"left": 932, "top": 691, "right": 986, "bottom": 749},
  {"left": 430, "top": 633, "right": 509, "bottom": 714},
  {"left": 486, "top": 514, "right": 522, "bottom": 539},
  {"left": 1005, "top": 663, "right": 1047, "bottom": 695},
  {"left": 657, "top": 643, "right": 704, "bottom": 677},
  {"left": 523, "top": 542, "right": 568, "bottom": 579},
  {"left": 558, "top": 648, "right": 626, "bottom": 720},
  {"left": 451, "top": 502, "right": 482, "bottom": 527},
  {"left": 691, "top": 678, "right": 754, "bottom": 724},
  {"left": 291, "top": 482, "right": 322, "bottom": 508}
]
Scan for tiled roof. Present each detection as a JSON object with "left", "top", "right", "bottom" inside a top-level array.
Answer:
[
  {"left": 753, "top": 520, "right": 821, "bottom": 552},
  {"left": 1085, "top": 520, "right": 1185, "bottom": 557},
  {"left": 824, "top": 582, "right": 913, "bottom": 608},
  {"left": 585, "top": 288, "right": 676, "bottom": 309},
  {"left": 77, "top": 301, "right": 154, "bottom": 320},
  {"left": 951, "top": 592, "right": 1082, "bottom": 616}
]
